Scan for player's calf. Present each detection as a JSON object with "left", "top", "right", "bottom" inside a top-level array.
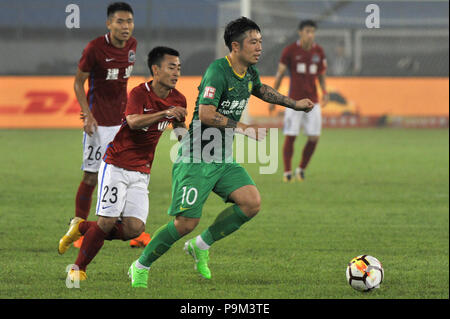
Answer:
[
  {"left": 230, "top": 185, "right": 261, "bottom": 218},
  {"left": 97, "top": 216, "right": 120, "bottom": 235},
  {"left": 121, "top": 217, "right": 145, "bottom": 240},
  {"left": 100, "top": 217, "right": 145, "bottom": 241},
  {"left": 174, "top": 216, "right": 200, "bottom": 237},
  {"left": 82, "top": 171, "right": 98, "bottom": 186},
  {"left": 240, "top": 197, "right": 261, "bottom": 218}
]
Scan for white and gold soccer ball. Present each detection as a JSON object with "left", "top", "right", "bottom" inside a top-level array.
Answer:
[{"left": 346, "top": 255, "right": 384, "bottom": 291}]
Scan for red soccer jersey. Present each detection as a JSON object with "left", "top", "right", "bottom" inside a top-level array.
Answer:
[
  {"left": 280, "top": 41, "right": 327, "bottom": 103},
  {"left": 104, "top": 81, "right": 187, "bottom": 174},
  {"left": 78, "top": 33, "right": 137, "bottom": 126}
]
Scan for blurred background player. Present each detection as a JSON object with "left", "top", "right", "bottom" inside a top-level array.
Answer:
[
  {"left": 128, "top": 17, "right": 314, "bottom": 288},
  {"left": 70, "top": 2, "right": 150, "bottom": 248},
  {"left": 59, "top": 47, "right": 187, "bottom": 281},
  {"left": 269, "top": 20, "right": 329, "bottom": 182}
]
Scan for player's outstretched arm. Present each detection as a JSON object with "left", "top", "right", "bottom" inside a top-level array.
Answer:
[
  {"left": 253, "top": 84, "right": 314, "bottom": 112},
  {"left": 198, "top": 104, "right": 266, "bottom": 141},
  {"left": 268, "top": 63, "right": 287, "bottom": 113}
]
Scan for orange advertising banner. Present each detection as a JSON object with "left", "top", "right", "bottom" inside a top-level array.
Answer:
[
  {"left": 254, "top": 76, "right": 449, "bottom": 117},
  {"left": 0, "top": 76, "right": 448, "bottom": 128}
]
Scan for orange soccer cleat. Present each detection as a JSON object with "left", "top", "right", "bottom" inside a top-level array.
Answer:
[
  {"left": 73, "top": 236, "right": 84, "bottom": 248},
  {"left": 130, "top": 232, "right": 151, "bottom": 248}
]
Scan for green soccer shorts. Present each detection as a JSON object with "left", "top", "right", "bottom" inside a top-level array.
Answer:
[{"left": 167, "top": 160, "right": 256, "bottom": 218}]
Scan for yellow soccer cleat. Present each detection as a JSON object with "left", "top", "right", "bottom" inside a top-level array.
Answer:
[
  {"left": 294, "top": 167, "right": 305, "bottom": 182},
  {"left": 283, "top": 172, "right": 294, "bottom": 183},
  {"left": 58, "top": 217, "right": 84, "bottom": 255},
  {"left": 68, "top": 269, "right": 87, "bottom": 281}
]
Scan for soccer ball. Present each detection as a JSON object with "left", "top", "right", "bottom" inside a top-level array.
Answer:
[{"left": 346, "top": 255, "right": 384, "bottom": 291}]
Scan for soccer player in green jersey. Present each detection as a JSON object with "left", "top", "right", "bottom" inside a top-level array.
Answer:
[{"left": 128, "top": 17, "right": 314, "bottom": 287}]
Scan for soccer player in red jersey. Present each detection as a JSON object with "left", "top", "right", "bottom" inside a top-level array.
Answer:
[
  {"left": 269, "top": 20, "right": 329, "bottom": 182},
  {"left": 59, "top": 47, "right": 187, "bottom": 281},
  {"left": 68, "top": 2, "right": 150, "bottom": 248}
]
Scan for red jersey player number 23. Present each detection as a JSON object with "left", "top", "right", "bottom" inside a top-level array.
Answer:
[{"left": 104, "top": 81, "right": 187, "bottom": 174}]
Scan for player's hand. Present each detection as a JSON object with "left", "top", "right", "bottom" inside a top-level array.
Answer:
[
  {"left": 294, "top": 99, "right": 314, "bottom": 113},
  {"left": 238, "top": 124, "right": 267, "bottom": 142},
  {"left": 268, "top": 104, "right": 276, "bottom": 115},
  {"left": 321, "top": 93, "right": 329, "bottom": 107},
  {"left": 165, "top": 106, "right": 187, "bottom": 122},
  {"left": 82, "top": 112, "right": 98, "bottom": 136}
]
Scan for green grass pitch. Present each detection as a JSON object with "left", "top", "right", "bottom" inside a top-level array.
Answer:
[{"left": 0, "top": 128, "right": 448, "bottom": 299}]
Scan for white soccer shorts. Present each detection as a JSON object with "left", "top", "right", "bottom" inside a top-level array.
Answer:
[
  {"left": 81, "top": 125, "right": 121, "bottom": 173},
  {"left": 95, "top": 161, "right": 150, "bottom": 224},
  {"left": 283, "top": 103, "right": 322, "bottom": 136}
]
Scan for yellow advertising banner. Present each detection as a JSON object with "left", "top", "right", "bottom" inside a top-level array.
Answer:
[
  {"left": 256, "top": 76, "right": 449, "bottom": 117},
  {"left": 0, "top": 76, "right": 448, "bottom": 128}
]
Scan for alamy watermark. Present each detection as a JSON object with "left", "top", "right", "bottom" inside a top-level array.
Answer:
[
  {"left": 65, "top": 4, "right": 80, "bottom": 29},
  {"left": 65, "top": 3, "right": 381, "bottom": 30},
  {"left": 168, "top": 121, "right": 279, "bottom": 175},
  {"left": 65, "top": 264, "right": 80, "bottom": 288},
  {"left": 365, "top": 4, "right": 381, "bottom": 29}
]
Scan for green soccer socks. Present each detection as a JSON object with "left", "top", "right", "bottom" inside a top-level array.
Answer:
[
  {"left": 138, "top": 220, "right": 181, "bottom": 268},
  {"left": 200, "top": 204, "right": 251, "bottom": 246}
]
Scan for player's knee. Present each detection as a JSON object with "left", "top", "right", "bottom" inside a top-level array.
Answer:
[
  {"left": 122, "top": 219, "right": 145, "bottom": 240},
  {"left": 97, "top": 217, "right": 116, "bottom": 234},
  {"left": 249, "top": 199, "right": 261, "bottom": 217},
  {"left": 174, "top": 217, "right": 199, "bottom": 237},
  {"left": 177, "top": 223, "right": 197, "bottom": 237},
  {"left": 82, "top": 171, "right": 98, "bottom": 186},
  {"left": 241, "top": 196, "right": 261, "bottom": 218},
  {"left": 125, "top": 227, "right": 144, "bottom": 241}
]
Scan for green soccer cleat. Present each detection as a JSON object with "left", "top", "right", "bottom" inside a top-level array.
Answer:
[
  {"left": 184, "top": 238, "right": 211, "bottom": 279},
  {"left": 128, "top": 260, "right": 149, "bottom": 288}
]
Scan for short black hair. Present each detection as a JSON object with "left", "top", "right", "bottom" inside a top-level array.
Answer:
[
  {"left": 147, "top": 46, "right": 180, "bottom": 76},
  {"left": 107, "top": 2, "right": 133, "bottom": 18},
  {"left": 223, "top": 16, "right": 261, "bottom": 52},
  {"left": 299, "top": 20, "right": 317, "bottom": 30}
]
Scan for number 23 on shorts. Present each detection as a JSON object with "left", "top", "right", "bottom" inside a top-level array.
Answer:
[{"left": 101, "top": 185, "right": 118, "bottom": 205}]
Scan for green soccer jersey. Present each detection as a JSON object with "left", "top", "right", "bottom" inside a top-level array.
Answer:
[{"left": 179, "top": 56, "right": 262, "bottom": 162}]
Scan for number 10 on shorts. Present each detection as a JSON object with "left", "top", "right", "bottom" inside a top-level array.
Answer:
[{"left": 181, "top": 186, "right": 198, "bottom": 206}]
